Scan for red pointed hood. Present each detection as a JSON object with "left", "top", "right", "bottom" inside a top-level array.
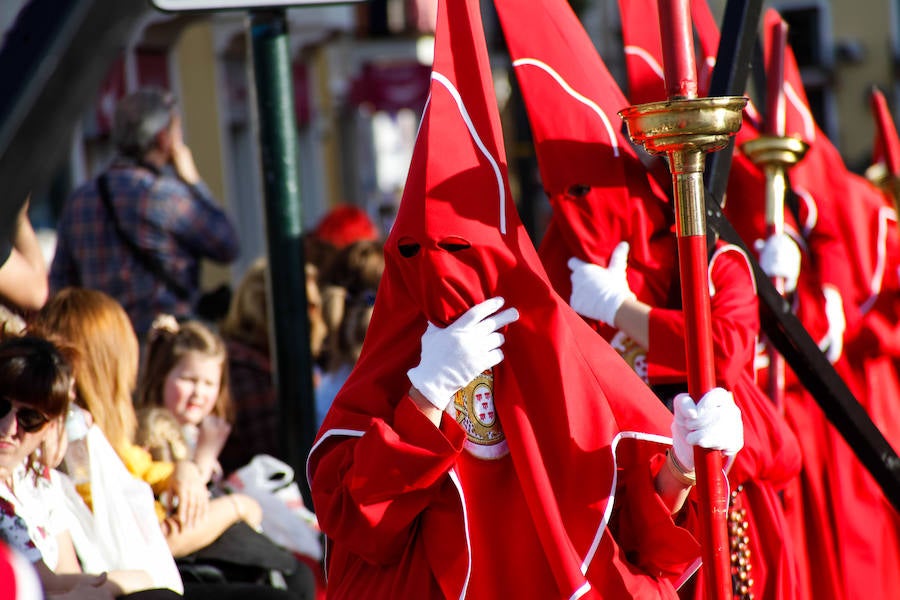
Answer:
[
  {"left": 870, "top": 87, "right": 900, "bottom": 176},
  {"left": 762, "top": 9, "right": 816, "bottom": 145},
  {"left": 617, "top": 0, "right": 718, "bottom": 104},
  {"left": 618, "top": 0, "right": 667, "bottom": 105},
  {"left": 499, "top": 0, "right": 675, "bottom": 308},
  {"left": 384, "top": 0, "right": 517, "bottom": 328}
]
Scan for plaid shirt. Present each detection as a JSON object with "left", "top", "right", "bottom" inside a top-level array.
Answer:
[{"left": 50, "top": 159, "right": 239, "bottom": 337}]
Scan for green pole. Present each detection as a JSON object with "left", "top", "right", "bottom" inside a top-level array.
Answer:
[{"left": 248, "top": 9, "right": 316, "bottom": 505}]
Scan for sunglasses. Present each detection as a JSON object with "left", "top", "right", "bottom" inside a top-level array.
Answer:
[{"left": 0, "top": 397, "right": 50, "bottom": 433}]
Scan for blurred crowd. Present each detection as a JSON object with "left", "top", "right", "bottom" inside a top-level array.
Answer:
[{"left": 0, "top": 87, "right": 387, "bottom": 599}]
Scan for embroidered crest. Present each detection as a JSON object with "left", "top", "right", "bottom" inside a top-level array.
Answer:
[
  {"left": 610, "top": 331, "right": 648, "bottom": 383},
  {"left": 453, "top": 369, "right": 508, "bottom": 459}
]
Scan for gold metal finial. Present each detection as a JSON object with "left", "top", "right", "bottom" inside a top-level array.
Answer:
[{"left": 619, "top": 96, "right": 747, "bottom": 237}]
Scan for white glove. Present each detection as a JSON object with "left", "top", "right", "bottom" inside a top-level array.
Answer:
[
  {"left": 671, "top": 388, "right": 744, "bottom": 472},
  {"left": 819, "top": 285, "right": 845, "bottom": 363},
  {"left": 407, "top": 297, "right": 519, "bottom": 411},
  {"left": 568, "top": 241, "right": 636, "bottom": 325},
  {"left": 755, "top": 233, "right": 801, "bottom": 293}
]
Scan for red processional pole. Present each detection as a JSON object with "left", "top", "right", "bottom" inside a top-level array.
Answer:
[
  {"left": 620, "top": 1, "right": 745, "bottom": 597},
  {"left": 741, "top": 16, "right": 807, "bottom": 410},
  {"left": 763, "top": 18, "right": 788, "bottom": 408}
]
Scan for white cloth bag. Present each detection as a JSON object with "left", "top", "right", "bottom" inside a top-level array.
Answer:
[
  {"left": 224, "top": 454, "right": 322, "bottom": 561},
  {"left": 63, "top": 425, "right": 184, "bottom": 594}
]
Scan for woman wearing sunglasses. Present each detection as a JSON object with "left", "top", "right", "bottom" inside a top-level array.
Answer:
[{"left": 0, "top": 334, "right": 182, "bottom": 599}]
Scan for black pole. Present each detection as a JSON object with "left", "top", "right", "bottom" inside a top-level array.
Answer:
[
  {"left": 248, "top": 10, "right": 317, "bottom": 505},
  {"left": 702, "top": 0, "right": 763, "bottom": 205}
]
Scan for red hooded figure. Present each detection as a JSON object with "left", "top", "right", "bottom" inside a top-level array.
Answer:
[
  {"left": 505, "top": 0, "right": 800, "bottom": 598},
  {"left": 307, "top": 0, "right": 706, "bottom": 598}
]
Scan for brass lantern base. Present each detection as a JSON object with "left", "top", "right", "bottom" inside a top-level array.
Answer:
[
  {"left": 741, "top": 134, "right": 809, "bottom": 168},
  {"left": 618, "top": 96, "right": 748, "bottom": 155}
]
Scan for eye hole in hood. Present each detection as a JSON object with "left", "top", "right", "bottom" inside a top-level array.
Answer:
[
  {"left": 397, "top": 237, "right": 421, "bottom": 258},
  {"left": 437, "top": 236, "right": 471, "bottom": 253},
  {"left": 567, "top": 183, "right": 591, "bottom": 197}
]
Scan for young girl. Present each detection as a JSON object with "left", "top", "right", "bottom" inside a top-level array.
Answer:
[
  {"left": 135, "top": 315, "right": 233, "bottom": 486},
  {"left": 133, "top": 313, "right": 319, "bottom": 598},
  {"left": 34, "top": 288, "right": 316, "bottom": 600}
]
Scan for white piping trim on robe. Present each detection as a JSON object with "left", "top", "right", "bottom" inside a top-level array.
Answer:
[
  {"left": 415, "top": 94, "right": 431, "bottom": 139},
  {"left": 581, "top": 431, "right": 673, "bottom": 574},
  {"left": 861, "top": 206, "right": 898, "bottom": 315},
  {"left": 307, "top": 428, "right": 473, "bottom": 598},
  {"left": 785, "top": 82, "right": 816, "bottom": 142},
  {"left": 305, "top": 428, "right": 367, "bottom": 584},
  {"left": 511, "top": 58, "right": 620, "bottom": 157},
  {"left": 579, "top": 430, "right": 705, "bottom": 591},
  {"left": 431, "top": 71, "right": 507, "bottom": 235},
  {"left": 623, "top": 45, "right": 665, "bottom": 81},
  {"left": 676, "top": 557, "right": 703, "bottom": 589},
  {"left": 448, "top": 468, "right": 472, "bottom": 600},
  {"left": 569, "top": 580, "right": 593, "bottom": 600},
  {"left": 709, "top": 244, "right": 757, "bottom": 298},
  {"left": 793, "top": 187, "right": 818, "bottom": 237},
  {"left": 309, "top": 428, "right": 702, "bottom": 597},
  {"left": 306, "top": 428, "right": 365, "bottom": 490}
]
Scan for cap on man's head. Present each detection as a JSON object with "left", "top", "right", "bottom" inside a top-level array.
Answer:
[{"left": 112, "top": 87, "right": 176, "bottom": 160}]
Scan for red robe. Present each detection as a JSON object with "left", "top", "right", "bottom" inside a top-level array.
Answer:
[
  {"left": 693, "top": 8, "right": 852, "bottom": 600},
  {"left": 512, "top": 1, "right": 803, "bottom": 596},
  {"left": 827, "top": 172, "right": 900, "bottom": 600},
  {"left": 308, "top": 0, "right": 701, "bottom": 597},
  {"left": 643, "top": 242, "right": 803, "bottom": 600}
]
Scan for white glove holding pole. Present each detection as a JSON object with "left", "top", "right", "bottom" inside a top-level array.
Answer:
[
  {"left": 819, "top": 285, "right": 846, "bottom": 363},
  {"left": 407, "top": 297, "right": 519, "bottom": 411},
  {"left": 671, "top": 388, "right": 744, "bottom": 472},
  {"left": 568, "top": 242, "right": 636, "bottom": 325},
  {"left": 755, "top": 233, "right": 801, "bottom": 293}
]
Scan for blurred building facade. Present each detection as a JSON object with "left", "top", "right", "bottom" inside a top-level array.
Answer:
[{"left": 4, "top": 0, "right": 900, "bottom": 287}]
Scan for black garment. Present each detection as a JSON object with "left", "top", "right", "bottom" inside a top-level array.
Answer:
[
  {"left": 120, "top": 591, "right": 182, "bottom": 600},
  {"left": 183, "top": 582, "right": 297, "bottom": 600},
  {"left": 176, "top": 522, "right": 316, "bottom": 600}
]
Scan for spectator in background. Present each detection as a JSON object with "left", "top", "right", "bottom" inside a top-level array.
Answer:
[
  {"left": 35, "top": 288, "right": 307, "bottom": 598},
  {"left": 217, "top": 258, "right": 327, "bottom": 474},
  {"left": 315, "top": 240, "right": 384, "bottom": 428},
  {"left": 134, "top": 316, "right": 234, "bottom": 486},
  {"left": 0, "top": 334, "right": 178, "bottom": 599},
  {"left": 0, "top": 197, "right": 49, "bottom": 333},
  {"left": 49, "top": 87, "right": 239, "bottom": 340},
  {"left": 309, "top": 204, "right": 380, "bottom": 249}
]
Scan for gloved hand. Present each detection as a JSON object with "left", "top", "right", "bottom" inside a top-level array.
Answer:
[
  {"left": 407, "top": 297, "right": 519, "bottom": 411},
  {"left": 671, "top": 388, "right": 744, "bottom": 472},
  {"left": 820, "top": 285, "right": 846, "bottom": 363},
  {"left": 755, "top": 233, "right": 801, "bottom": 293},
  {"left": 568, "top": 241, "right": 636, "bottom": 325}
]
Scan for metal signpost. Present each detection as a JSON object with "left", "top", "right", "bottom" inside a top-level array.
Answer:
[{"left": 150, "top": 0, "right": 364, "bottom": 505}]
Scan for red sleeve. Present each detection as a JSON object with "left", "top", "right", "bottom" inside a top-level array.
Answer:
[
  {"left": 611, "top": 452, "right": 701, "bottom": 581},
  {"left": 646, "top": 246, "right": 759, "bottom": 387},
  {"left": 309, "top": 396, "right": 465, "bottom": 564}
]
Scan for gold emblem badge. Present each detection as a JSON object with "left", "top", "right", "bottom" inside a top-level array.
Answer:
[
  {"left": 453, "top": 369, "right": 508, "bottom": 459},
  {"left": 611, "top": 331, "right": 648, "bottom": 383}
]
